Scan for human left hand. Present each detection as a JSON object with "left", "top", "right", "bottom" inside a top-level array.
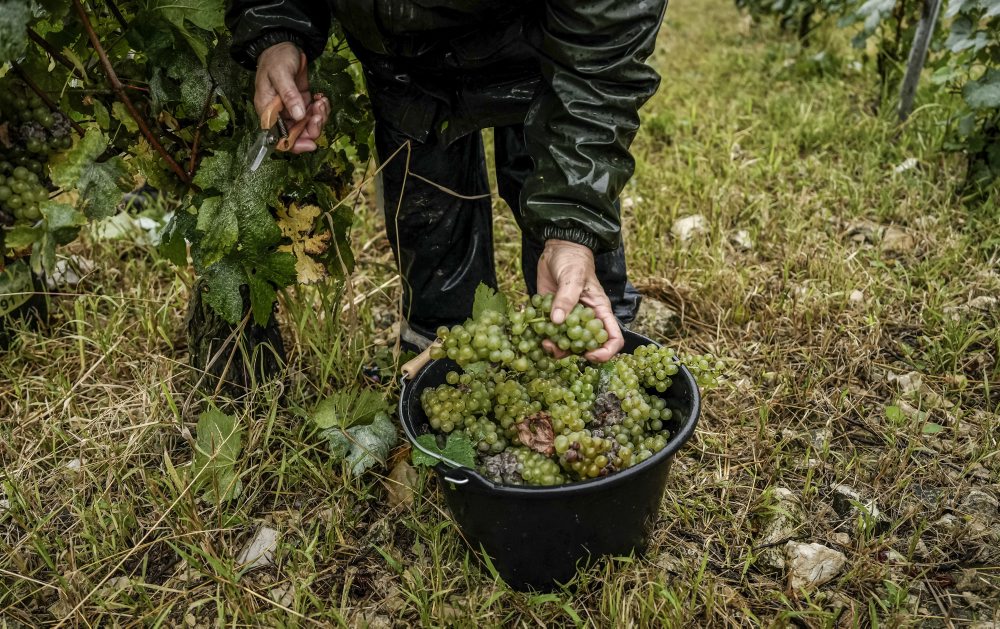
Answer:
[
  {"left": 255, "top": 43, "right": 330, "bottom": 153},
  {"left": 536, "top": 239, "right": 625, "bottom": 363}
]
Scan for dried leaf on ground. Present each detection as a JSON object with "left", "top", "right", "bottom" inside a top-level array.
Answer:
[{"left": 385, "top": 460, "right": 418, "bottom": 508}]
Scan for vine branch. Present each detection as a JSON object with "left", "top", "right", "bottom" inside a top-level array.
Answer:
[
  {"left": 71, "top": 0, "right": 192, "bottom": 185},
  {"left": 10, "top": 62, "right": 86, "bottom": 137},
  {"left": 188, "top": 79, "right": 218, "bottom": 177},
  {"left": 27, "top": 29, "right": 82, "bottom": 79},
  {"left": 103, "top": 0, "right": 129, "bottom": 31}
]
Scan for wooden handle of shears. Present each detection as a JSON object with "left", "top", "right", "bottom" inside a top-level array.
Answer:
[
  {"left": 259, "top": 52, "right": 309, "bottom": 131},
  {"left": 277, "top": 92, "right": 327, "bottom": 152},
  {"left": 276, "top": 116, "right": 310, "bottom": 152}
]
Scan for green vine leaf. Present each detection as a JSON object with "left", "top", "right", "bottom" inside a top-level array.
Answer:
[
  {"left": 312, "top": 389, "right": 389, "bottom": 430},
  {"left": 191, "top": 147, "right": 286, "bottom": 269},
  {"left": 49, "top": 128, "right": 132, "bottom": 220},
  {"left": 321, "top": 412, "right": 399, "bottom": 476},
  {"left": 147, "top": 0, "right": 225, "bottom": 61},
  {"left": 201, "top": 257, "right": 245, "bottom": 324},
  {"left": 42, "top": 202, "right": 88, "bottom": 245},
  {"left": 166, "top": 50, "right": 215, "bottom": 116},
  {"left": 963, "top": 70, "right": 1000, "bottom": 110},
  {"left": 472, "top": 283, "right": 507, "bottom": 319},
  {"left": 412, "top": 432, "right": 476, "bottom": 469},
  {"left": 244, "top": 250, "right": 296, "bottom": 325}
]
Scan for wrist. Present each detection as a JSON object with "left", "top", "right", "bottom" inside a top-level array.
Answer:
[
  {"left": 539, "top": 225, "right": 599, "bottom": 251},
  {"left": 543, "top": 239, "right": 593, "bottom": 255},
  {"left": 245, "top": 31, "right": 306, "bottom": 68}
]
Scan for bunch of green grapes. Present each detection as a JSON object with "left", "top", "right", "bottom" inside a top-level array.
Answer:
[
  {"left": 492, "top": 378, "right": 541, "bottom": 436},
  {"left": 625, "top": 345, "right": 681, "bottom": 392},
  {"left": 553, "top": 430, "right": 616, "bottom": 480},
  {"left": 418, "top": 291, "right": 728, "bottom": 488},
  {"left": 430, "top": 294, "right": 611, "bottom": 375},
  {"left": 0, "top": 163, "right": 48, "bottom": 226},
  {"left": 431, "top": 308, "right": 516, "bottom": 367},
  {"left": 420, "top": 371, "right": 495, "bottom": 433},
  {"left": 525, "top": 294, "right": 608, "bottom": 353},
  {"left": 0, "top": 81, "right": 73, "bottom": 230},
  {"left": 514, "top": 448, "right": 565, "bottom": 486},
  {"left": 465, "top": 416, "right": 507, "bottom": 454},
  {"left": 678, "top": 352, "right": 725, "bottom": 388}
]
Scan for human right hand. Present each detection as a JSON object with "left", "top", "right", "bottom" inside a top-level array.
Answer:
[
  {"left": 255, "top": 42, "right": 330, "bottom": 153},
  {"left": 536, "top": 239, "right": 625, "bottom": 363}
]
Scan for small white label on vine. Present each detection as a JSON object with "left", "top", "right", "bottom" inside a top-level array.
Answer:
[{"left": 0, "top": 262, "right": 33, "bottom": 317}]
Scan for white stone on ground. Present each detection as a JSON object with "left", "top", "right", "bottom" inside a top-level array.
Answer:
[{"left": 237, "top": 526, "right": 280, "bottom": 571}]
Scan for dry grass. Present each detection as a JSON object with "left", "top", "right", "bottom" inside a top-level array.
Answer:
[{"left": 2, "top": 0, "right": 999, "bottom": 626}]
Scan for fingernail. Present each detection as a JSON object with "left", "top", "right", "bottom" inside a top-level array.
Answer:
[
  {"left": 552, "top": 308, "right": 564, "bottom": 322},
  {"left": 291, "top": 104, "right": 305, "bottom": 119}
]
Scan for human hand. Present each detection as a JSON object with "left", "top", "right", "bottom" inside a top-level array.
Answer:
[
  {"left": 255, "top": 42, "right": 330, "bottom": 153},
  {"left": 536, "top": 239, "right": 625, "bottom": 363}
]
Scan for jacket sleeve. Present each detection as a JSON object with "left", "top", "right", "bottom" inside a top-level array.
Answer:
[
  {"left": 521, "top": 0, "right": 666, "bottom": 253},
  {"left": 226, "top": 0, "right": 333, "bottom": 70}
]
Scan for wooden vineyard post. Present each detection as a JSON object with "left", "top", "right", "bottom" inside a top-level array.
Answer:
[{"left": 898, "top": 0, "right": 943, "bottom": 122}]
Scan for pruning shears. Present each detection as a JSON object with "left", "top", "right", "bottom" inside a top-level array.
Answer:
[{"left": 246, "top": 53, "right": 320, "bottom": 172}]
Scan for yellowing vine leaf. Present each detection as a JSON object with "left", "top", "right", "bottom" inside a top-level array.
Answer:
[{"left": 277, "top": 203, "right": 330, "bottom": 284}]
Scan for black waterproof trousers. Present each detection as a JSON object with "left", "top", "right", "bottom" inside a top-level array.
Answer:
[{"left": 366, "top": 59, "right": 643, "bottom": 341}]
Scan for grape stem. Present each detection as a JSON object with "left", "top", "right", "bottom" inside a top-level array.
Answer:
[
  {"left": 71, "top": 0, "right": 193, "bottom": 185},
  {"left": 9, "top": 63, "right": 86, "bottom": 137}
]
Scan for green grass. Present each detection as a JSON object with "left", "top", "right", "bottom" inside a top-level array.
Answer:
[{"left": 2, "top": 0, "right": 999, "bottom": 626}]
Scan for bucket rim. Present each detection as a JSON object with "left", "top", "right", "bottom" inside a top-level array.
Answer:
[{"left": 398, "top": 329, "right": 701, "bottom": 496}]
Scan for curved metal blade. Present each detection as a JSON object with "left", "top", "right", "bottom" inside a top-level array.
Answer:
[{"left": 248, "top": 129, "right": 277, "bottom": 172}]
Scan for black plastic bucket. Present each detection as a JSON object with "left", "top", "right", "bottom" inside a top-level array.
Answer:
[{"left": 398, "top": 330, "right": 701, "bottom": 590}]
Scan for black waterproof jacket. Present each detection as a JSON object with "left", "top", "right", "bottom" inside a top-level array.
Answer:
[{"left": 226, "top": 0, "right": 666, "bottom": 253}]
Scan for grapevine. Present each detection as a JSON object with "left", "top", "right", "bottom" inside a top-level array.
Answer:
[
  {"left": 0, "top": 0, "right": 373, "bottom": 339},
  {"left": 420, "top": 288, "right": 724, "bottom": 487}
]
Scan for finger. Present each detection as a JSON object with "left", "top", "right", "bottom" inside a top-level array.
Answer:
[
  {"left": 290, "top": 137, "right": 318, "bottom": 153},
  {"left": 550, "top": 270, "right": 585, "bottom": 325},
  {"left": 584, "top": 315, "right": 624, "bottom": 362},
  {"left": 304, "top": 113, "right": 324, "bottom": 139},
  {"left": 541, "top": 339, "right": 569, "bottom": 359},
  {"left": 269, "top": 68, "right": 306, "bottom": 120},
  {"left": 581, "top": 287, "right": 625, "bottom": 363}
]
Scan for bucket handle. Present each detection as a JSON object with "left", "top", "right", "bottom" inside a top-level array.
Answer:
[{"left": 400, "top": 343, "right": 471, "bottom": 483}]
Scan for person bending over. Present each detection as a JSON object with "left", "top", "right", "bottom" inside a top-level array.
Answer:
[{"left": 227, "top": 0, "right": 667, "bottom": 361}]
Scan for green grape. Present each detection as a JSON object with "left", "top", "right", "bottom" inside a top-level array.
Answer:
[{"left": 21, "top": 204, "right": 41, "bottom": 221}]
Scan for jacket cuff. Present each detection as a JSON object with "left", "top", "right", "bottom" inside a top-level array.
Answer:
[
  {"left": 236, "top": 31, "right": 309, "bottom": 70},
  {"left": 540, "top": 225, "right": 600, "bottom": 251}
]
